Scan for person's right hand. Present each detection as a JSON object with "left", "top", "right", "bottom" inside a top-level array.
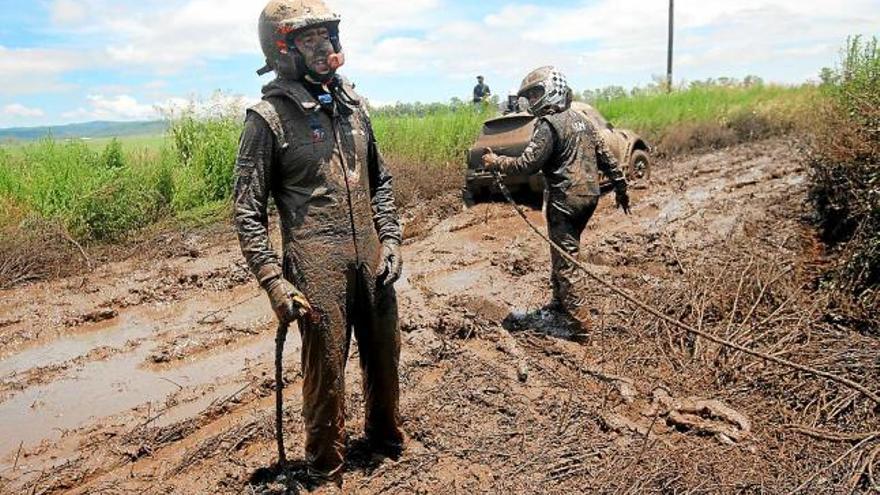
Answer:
[
  {"left": 482, "top": 147, "right": 500, "bottom": 170},
  {"left": 615, "top": 187, "right": 631, "bottom": 215},
  {"left": 266, "top": 277, "right": 313, "bottom": 324}
]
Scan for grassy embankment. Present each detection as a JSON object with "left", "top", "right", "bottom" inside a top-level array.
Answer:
[
  {"left": 593, "top": 81, "right": 817, "bottom": 155},
  {"left": 806, "top": 36, "right": 879, "bottom": 322},
  {"left": 0, "top": 78, "right": 822, "bottom": 286}
]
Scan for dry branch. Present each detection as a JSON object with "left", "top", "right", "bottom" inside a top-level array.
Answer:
[{"left": 493, "top": 172, "right": 880, "bottom": 406}]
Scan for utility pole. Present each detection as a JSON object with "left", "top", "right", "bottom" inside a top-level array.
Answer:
[{"left": 667, "top": 0, "right": 674, "bottom": 92}]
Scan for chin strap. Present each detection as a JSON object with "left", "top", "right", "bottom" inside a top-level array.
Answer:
[{"left": 333, "top": 82, "right": 360, "bottom": 107}]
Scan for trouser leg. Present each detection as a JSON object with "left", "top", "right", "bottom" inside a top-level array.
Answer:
[
  {"left": 354, "top": 270, "right": 403, "bottom": 448},
  {"left": 547, "top": 195, "right": 598, "bottom": 316},
  {"left": 298, "top": 272, "right": 352, "bottom": 477}
]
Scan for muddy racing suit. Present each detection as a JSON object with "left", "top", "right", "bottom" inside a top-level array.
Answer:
[
  {"left": 493, "top": 108, "right": 626, "bottom": 319},
  {"left": 233, "top": 77, "right": 403, "bottom": 476}
]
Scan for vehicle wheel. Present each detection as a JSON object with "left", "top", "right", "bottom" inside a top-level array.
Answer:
[
  {"left": 629, "top": 150, "right": 651, "bottom": 183},
  {"left": 462, "top": 185, "right": 478, "bottom": 209}
]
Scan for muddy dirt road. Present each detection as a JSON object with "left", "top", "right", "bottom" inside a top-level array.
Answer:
[{"left": 1, "top": 139, "right": 878, "bottom": 494}]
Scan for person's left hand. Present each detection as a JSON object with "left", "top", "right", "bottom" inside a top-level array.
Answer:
[
  {"left": 482, "top": 148, "right": 499, "bottom": 169},
  {"left": 377, "top": 241, "right": 402, "bottom": 286}
]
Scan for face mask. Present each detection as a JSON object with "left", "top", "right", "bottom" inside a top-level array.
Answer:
[{"left": 290, "top": 26, "right": 345, "bottom": 82}]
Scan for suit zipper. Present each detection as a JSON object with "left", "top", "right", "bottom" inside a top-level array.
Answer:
[{"left": 331, "top": 114, "right": 361, "bottom": 263}]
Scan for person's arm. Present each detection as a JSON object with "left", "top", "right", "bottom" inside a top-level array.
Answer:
[
  {"left": 593, "top": 129, "right": 631, "bottom": 214},
  {"left": 234, "top": 111, "right": 314, "bottom": 319},
  {"left": 364, "top": 112, "right": 402, "bottom": 243},
  {"left": 489, "top": 119, "right": 554, "bottom": 175},
  {"left": 595, "top": 131, "right": 626, "bottom": 187},
  {"left": 233, "top": 112, "right": 283, "bottom": 287},
  {"left": 364, "top": 109, "right": 403, "bottom": 285}
]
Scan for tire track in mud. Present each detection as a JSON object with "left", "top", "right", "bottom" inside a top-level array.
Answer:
[{"left": 2, "top": 139, "right": 867, "bottom": 494}]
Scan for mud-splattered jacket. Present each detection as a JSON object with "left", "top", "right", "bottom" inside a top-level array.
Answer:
[
  {"left": 495, "top": 108, "right": 627, "bottom": 198},
  {"left": 233, "top": 77, "right": 400, "bottom": 294}
]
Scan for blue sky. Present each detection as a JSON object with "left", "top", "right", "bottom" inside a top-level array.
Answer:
[{"left": 0, "top": 0, "right": 878, "bottom": 128}]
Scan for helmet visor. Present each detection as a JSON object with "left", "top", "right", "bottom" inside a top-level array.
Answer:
[{"left": 520, "top": 86, "right": 545, "bottom": 105}]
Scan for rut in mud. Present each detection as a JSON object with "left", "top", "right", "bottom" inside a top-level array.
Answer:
[{"left": 0, "top": 139, "right": 878, "bottom": 494}]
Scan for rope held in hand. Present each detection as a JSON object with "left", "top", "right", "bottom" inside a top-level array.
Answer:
[
  {"left": 490, "top": 171, "right": 880, "bottom": 406},
  {"left": 275, "top": 321, "right": 289, "bottom": 466}
]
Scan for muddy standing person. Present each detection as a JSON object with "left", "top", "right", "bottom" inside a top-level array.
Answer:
[
  {"left": 482, "top": 66, "right": 630, "bottom": 331},
  {"left": 234, "top": 0, "right": 404, "bottom": 482}
]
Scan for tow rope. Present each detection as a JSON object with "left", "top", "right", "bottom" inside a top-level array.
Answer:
[{"left": 490, "top": 171, "right": 880, "bottom": 406}]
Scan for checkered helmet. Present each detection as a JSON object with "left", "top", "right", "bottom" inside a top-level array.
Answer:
[{"left": 517, "top": 66, "right": 572, "bottom": 116}]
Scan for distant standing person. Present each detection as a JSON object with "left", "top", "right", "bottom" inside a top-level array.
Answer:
[
  {"left": 482, "top": 66, "right": 630, "bottom": 333},
  {"left": 473, "top": 75, "right": 491, "bottom": 104}
]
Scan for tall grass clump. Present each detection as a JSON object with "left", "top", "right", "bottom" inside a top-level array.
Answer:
[
  {"left": 0, "top": 138, "right": 170, "bottom": 241},
  {"left": 807, "top": 36, "right": 879, "bottom": 321},
  {"left": 371, "top": 102, "right": 494, "bottom": 209},
  {"left": 584, "top": 79, "right": 817, "bottom": 155},
  {"left": 167, "top": 102, "right": 243, "bottom": 209},
  {"left": 372, "top": 102, "right": 495, "bottom": 166}
]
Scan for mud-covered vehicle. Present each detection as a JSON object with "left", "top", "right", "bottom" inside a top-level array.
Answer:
[{"left": 464, "top": 102, "right": 651, "bottom": 202}]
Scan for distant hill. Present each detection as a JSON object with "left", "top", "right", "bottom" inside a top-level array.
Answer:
[{"left": 0, "top": 120, "right": 168, "bottom": 142}]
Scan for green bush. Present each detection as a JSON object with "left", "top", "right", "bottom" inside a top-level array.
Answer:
[
  {"left": 169, "top": 111, "right": 242, "bottom": 202},
  {"left": 101, "top": 138, "right": 126, "bottom": 169}
]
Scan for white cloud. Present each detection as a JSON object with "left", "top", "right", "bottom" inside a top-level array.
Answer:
[
  {"left": 62, "top": 94, "right": 158, "bottom": 121},
  {"left": 51, "top": 0, "right": 88, "bottom": 25},
  {"left": 3, "top": 103, "right": 45, "bottom": 118},
  {"left": 99, "top": 0, "right": 263, "bottom": 70},
  {"left": 3, "top": 0, "right": 878, "bottom": 123},
  {"left": 59, "top": 92, "right": 258, "bottom": 123},
  {"left": 0, "top": 45, "right": 85, "bottom": 94},
  {"left": 509, "top": 0, "right": 880, "bottom": 83},
  {"left": 143, "top": 80, "right": 168, "bottom": 90}
]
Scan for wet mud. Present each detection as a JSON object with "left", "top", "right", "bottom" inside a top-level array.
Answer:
[{"left": 0, "top": 139, "right": 877, "bottom": 494}]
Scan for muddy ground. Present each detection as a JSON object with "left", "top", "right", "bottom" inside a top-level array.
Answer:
[{"left": 0, "top": 139, "right": 878, "bottom": 494}]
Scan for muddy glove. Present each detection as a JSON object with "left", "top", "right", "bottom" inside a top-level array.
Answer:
[
  {"left": 614, "top": 182, "right": 631, "bottom": 215},
  {"left": 482, "top": 148, "right": 501, "bottom": 170},
  {"left": 260, "top": 268, "right": 313, "bottom": 324},
  {"left": 377, "top": 240, "right": 402, "bottom": 286}
]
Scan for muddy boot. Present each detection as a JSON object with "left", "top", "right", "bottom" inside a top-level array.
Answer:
[
  {"left": 303, "top": 464, "right": 343, "bottom": 489},
  {"left": 366, "top": 434, "right": 405, "bottom": 461},
  {"left": 563, "top": 304, "right": 591, "bottom": 342}
]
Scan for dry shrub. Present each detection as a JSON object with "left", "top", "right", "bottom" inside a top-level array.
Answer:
[
  {"left": 386, "top": 159, "right": 462, "bottom": 211},
  {"left": 656, "top": 110, "right": 802, "bottom": 157},
  {"left": 656, "top": 121, "right": 738, "bottom": 157},
  {"left": 386, "top": 159, "right": 464, "bottom": 240},
  {"left": 0, "top": 217, "right": 89, "bottom": 289},
  {"left": 806, "top": 37, "right": 880, "bottom": 324},
  {"left": 586, "top": 196, "right": 880, "bottom": 492}
]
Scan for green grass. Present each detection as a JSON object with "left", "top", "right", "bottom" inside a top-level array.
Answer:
[
  {"left": 592, "top": 83, "right": 818, "bottom": 140},
  {"left": 0, "top": 81, "right": 823, "bottom": 245},
  {"left": 0, "top": 116, "right": 236, "bottom": 241},
  {"left": 2, "top": 133, "right": 165, "bottom": 149},
  {"left": 81, "top": 134, "right": 166, "bottom": 151},
  {"left": 372, "top": 103, "right": 495, "bottom": 166}
]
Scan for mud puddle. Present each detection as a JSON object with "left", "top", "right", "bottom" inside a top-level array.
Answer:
[
  {"left": 0, "top": 291, "right": 289, "bottom": 458},
  {"left": 0, "top": 333, "right": 288, "bottom": 458},
  {"left": 0, "top": 313, "right": 148, "bottom": 377}
]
